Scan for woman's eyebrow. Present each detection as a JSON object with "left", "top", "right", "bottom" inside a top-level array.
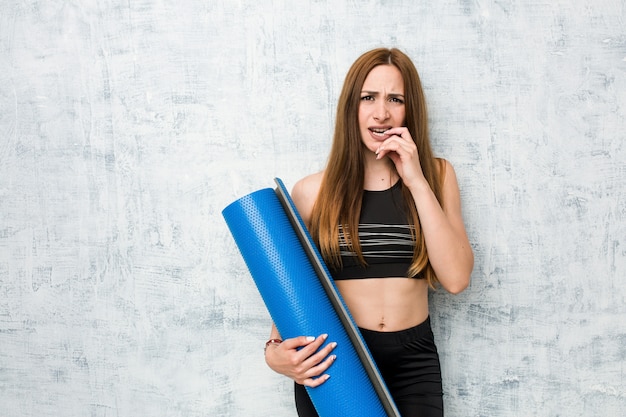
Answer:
[{"left": 360, "top": 90, "right": 405, "bottom": 98}]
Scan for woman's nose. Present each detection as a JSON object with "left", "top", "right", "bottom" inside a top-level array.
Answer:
[{"left": 373, "top": 102, "right": 389, "bottom": 121}]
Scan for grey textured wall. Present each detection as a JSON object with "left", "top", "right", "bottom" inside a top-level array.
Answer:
[{"left": 1, "top": 1, "right": 624, "bottom": 416}]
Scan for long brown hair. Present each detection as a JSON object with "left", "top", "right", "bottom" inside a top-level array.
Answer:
[{"left": 309, "top": 48, "right": 445, "bottom": 287}]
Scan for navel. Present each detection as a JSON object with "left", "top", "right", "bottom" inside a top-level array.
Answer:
[{"left": 377, "top": 317, "right": 386, "bottom": 331}]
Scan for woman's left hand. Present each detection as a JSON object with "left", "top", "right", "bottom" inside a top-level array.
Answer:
[{"left": 375, "top": 127, "right": 425, "bottom": 189}]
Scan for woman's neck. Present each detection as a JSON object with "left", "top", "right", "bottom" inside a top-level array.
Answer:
[{"left": 363, "top": 155, "right": 397, "bottom": 191}]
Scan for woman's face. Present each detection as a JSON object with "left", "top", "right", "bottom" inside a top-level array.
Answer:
[{"left": 358, "top": 64, "right": 406, "bottom": 155}]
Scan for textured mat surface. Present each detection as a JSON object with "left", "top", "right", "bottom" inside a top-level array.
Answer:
[{"left": 222, "top": 181, "right": 399, "bottom": 417}]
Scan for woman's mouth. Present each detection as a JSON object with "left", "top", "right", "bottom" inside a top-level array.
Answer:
[{"left": 369, "top": 127, "right": 391, "bottom": 139}]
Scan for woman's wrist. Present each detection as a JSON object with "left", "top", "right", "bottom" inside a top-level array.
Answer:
[
  {"left": 405, "top": 175, "right": 431, "bottom": 195},
  {"left": 264, "top": 338, "right": 282, "bottom": 353}
]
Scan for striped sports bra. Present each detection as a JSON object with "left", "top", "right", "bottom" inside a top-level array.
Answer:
[{"left": 330, "top": 180, "right": 421, "bottom": 280}]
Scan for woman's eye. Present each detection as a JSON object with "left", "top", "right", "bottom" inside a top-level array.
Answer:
[
  {"left": 390, "top": 97, "right": 404, "bottom": 104},
  {"left": 360, "top": 95, "right": 374, "bottom": 101}
]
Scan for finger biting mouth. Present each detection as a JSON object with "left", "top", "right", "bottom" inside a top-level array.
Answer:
[{"left": 369, "top": 127, "right": 391, "bottom": 139}]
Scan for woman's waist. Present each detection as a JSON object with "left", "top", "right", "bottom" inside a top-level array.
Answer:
[
  {"left": 358, "top": 316, "right": 434, "bottom": 344},
  {"left": 335, "top": 277, "right": 429, "bottom": 331}
]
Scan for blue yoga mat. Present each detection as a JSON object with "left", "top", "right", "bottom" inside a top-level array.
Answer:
[{"left": 222, "top": 178, "right": 400, "bottom": 417}]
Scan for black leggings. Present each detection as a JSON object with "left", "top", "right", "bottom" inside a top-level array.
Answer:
[{"left": 295, "top": 317, "right": 444, "bottom": 417}]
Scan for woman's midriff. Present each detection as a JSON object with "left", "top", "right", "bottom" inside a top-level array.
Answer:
[{"left": 334, "top": 277, "right": 430, "bottom": 332}]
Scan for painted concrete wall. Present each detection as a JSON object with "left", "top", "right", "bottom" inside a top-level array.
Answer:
[{"left": 1, "top": 1, "right": 624, "bottom": 416}]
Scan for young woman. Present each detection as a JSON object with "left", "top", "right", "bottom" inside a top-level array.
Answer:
[{"left": 264, "top": 48, "right": 474, "bottom": 416}]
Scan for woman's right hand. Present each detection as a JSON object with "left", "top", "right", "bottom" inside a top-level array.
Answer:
[{"left": 265, "top": 334, "right": 337, "bottom": 387}]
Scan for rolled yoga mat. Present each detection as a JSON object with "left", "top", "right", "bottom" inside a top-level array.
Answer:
[{"left": 222, "top": 178, "right": 400, "bottom": 417}]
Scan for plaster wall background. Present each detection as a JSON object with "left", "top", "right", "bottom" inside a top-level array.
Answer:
[{"left": 0, "top": 1, "right": 624, "bottom": 416}]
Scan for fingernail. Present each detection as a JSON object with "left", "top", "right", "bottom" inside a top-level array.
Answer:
[
  {"left": 322, "top": 334, "right": 328, "bottom": 340},
  {"left": 331, "top": 342, "right": 337, "bottom": 348},
  {"left": 306, "top": 336, "right": 315, "bottom": 342}
]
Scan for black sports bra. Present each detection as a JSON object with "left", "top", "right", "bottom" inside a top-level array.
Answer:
[{"left": 330, "top": 181, "right": 421, "bottom": 280}]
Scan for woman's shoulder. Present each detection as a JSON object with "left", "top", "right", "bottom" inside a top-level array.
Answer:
[
  {"left": 435, "top": 157, "right": 456, "bottom": 184},
  {"left": 291, "top": 171, "right": 324, "bottom": 223},
  {"left": 434, "top": 158, "right": 463, "bottom": 209},
  {"left": 293, "top": 171, "right": 324, "bottom": 192},
  {"left": 435, "top": 157, "right": 450, "bottom": 170}
]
